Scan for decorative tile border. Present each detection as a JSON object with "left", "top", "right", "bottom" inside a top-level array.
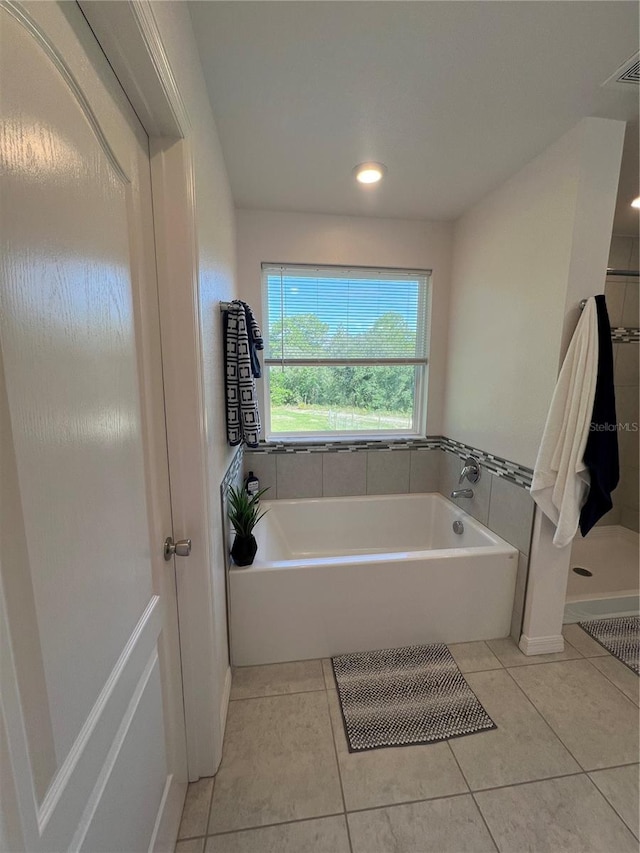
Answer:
[
  {"left": 248, "top": 437, "right": 442, "bottom": 454},
  {"left": 221, "top": 445, "right": 244, "bottom": 494},
  {"left": 220, "top": 445, "right": 244, "bottom": 570},
  {"left": 611, "top": 327, "right": 640, "bottom": 344},
  {"left": 247, "top": 435, "right": 534, "bottom": 488},
  {"left": 440, "top": 437, "right": 533, "bottom": 488}
]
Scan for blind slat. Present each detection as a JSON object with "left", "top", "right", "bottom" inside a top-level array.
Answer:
[{"left": 263, "top": 265, "right": 430, "bottom": 363}]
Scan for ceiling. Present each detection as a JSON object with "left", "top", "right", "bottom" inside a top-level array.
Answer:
[{"left": 190, "top": 2, "right": 639, "bottom": 224}]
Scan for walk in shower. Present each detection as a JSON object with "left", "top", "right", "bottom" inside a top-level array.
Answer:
[{"left": 565, "top": 252, "right": 640, "bottom": 622}]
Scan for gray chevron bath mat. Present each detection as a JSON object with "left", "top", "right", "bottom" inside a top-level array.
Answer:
[
  {"left": 332, "top": 643, "right": 496, "bottom": 752},
  {"left": 578, "top": 616, "right": 640, "bottom": 675}
]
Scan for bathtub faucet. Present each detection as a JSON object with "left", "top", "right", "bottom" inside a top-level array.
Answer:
[
  {"left": 451, "top": 488, "right": 474, "bottom": 499},
  {"left": 458, "top": 456, "right": 481, "bottom": 484}
]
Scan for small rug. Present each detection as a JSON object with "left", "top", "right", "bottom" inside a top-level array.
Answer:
[
  {"left": 578, "top": 616, "right": 640, "bottom": 675},
  {"left": 331, "top": 643, "right": 496, "bottom": 752}
]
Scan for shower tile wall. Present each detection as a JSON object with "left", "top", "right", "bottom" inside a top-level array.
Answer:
[
  {"left": 438, "top": 452, "right": 534, "bottom": 641},
  {"left": 601, "top": 234, "right": 639, "bottom": 533}
]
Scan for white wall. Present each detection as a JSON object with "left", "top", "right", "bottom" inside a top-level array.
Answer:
[
  {"left": 148, "top": 3, "right": 237, "bottom": 773},
  {"left": 236, "top": 209, "right": 453, "bottom": 434},
  {"left": 441, "top": 116, "right": 625, "bottom": 654},
  {"left": 443, "top": 117, "right": 625, "bottom": 470}
]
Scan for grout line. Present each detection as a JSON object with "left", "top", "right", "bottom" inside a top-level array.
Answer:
[
  {"left": 585, "top": 769, "right": 640, "bottom": 843},
  {"left": 582, "top": 655, "right": 640, "bottom": 708},
  {"left": 445, "top": 740, "right": 471, "bottom": 793},
  {"left": 451, "top": 664, "right": 505, "bottom": 675},
  {"left": 229, "top": 687, "right": 328, "bottom": 702},
  {"left": 177, "top": 778, "right": 217, "bottom": 845},
  {"left": 470, "top": 792, "right": 500, "bottom": 853},
  {"left": 502, "top": 666, "right": 587, "bottom": 772},
  {"left": 176, "top": 834, "right": 206, "bottom": 848},
  {"left": 342, "top": 771, "right": 591, "bottom": 817},
  {"left": 234, "top": 656, "right": 327, "bottom": 667},
  {"left": 323, "top": 689, "right": 354, "bottom": 853},
  {"left": 206, "top": 812, "right": 346, "bottom": 839},
  {"left": 203, "top": 775, "right": 216, "bottom": 844},
  {"left": 345, "top": 790, "right": 471, "bottom": 815},
  {"left": 470, "top": 769, "right": 586, "bottom": 796}
]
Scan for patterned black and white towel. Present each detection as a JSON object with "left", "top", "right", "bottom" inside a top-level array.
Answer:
[
  {"left": 224, "top": 301, "right": 261, "bottom": 447},
  {"left": 578, "top": 616, "right": 640, "bottom": 674},
  {"left": 332, "top": 644, "right": 496, "bottom": 752}
]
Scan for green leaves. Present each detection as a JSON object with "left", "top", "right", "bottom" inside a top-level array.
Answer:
[{"left": 228, "top": 486, "right": 270, "bottom": 538}]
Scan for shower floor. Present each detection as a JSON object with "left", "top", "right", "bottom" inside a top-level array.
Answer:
[{"left": 565, "top": 525, "right": 639, "bottom": 622}]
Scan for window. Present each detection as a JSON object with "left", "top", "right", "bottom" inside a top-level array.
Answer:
[{"left": 262, "top": 264, "right": 431, "bottom": 439}]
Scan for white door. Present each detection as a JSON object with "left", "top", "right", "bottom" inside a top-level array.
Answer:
[{"left": 0, "top": 2, "right": 188, "bottom": 851}]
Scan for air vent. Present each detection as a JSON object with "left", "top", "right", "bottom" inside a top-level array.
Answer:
[
  {"left": 618, "top": 59, "right": 640, "bottom": 84},
  {"left": 602, "top": 52, "right": 640, "bottom": 91}
]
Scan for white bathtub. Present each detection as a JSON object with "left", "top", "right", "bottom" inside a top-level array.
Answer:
[{"left": 229, "top": 493, "right": 518, "bottom": 665}]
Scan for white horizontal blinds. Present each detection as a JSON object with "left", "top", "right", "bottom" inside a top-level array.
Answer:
[{"left": 263, "top": 265, "right": 430, "bottom": 365}]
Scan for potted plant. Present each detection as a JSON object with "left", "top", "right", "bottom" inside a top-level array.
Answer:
[{"left": 228, "top": 485, "right": 269, "bottom": 566}]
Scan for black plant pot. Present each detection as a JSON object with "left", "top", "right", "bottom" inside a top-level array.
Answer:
[{"left": 231, "top": 533, "right": 258, "bottom": 567}]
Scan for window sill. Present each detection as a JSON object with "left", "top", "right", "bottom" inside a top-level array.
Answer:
[{"left": 261, "top": 432, "right": 429, "bottom": 446}]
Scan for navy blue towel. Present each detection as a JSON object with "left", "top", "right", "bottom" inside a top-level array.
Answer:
[
  {"left": 241, "top": 301, "right": 264, "bottom": 379},
  {"left": 579, "top": 295, "right": 619, "bottom": 536}
]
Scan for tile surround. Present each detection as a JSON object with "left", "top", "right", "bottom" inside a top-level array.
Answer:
[
  {"left": 510, "top": 551, "right": 529, "bottom": 642},
  {"left": 487, "top": 475, "right": 534, "bottom": 555},
  {"left": 240, "top": 438, "right": 536, "bottom": 642},
  {"left": 244, "top": 435, "right": 534, "bottom": 488},
  {"left": 275, "top": 452, "right": 323, "bottom": 499},
  {"left": 366, "top": 449, "right": 411, "bottom": 495},
  {"left": 408, "top": 447, "right": 441, "bottom": 492},
  {"left": 439, "top": 450, "right": 492, "bottom": 526},
  {"left": 322, "top": 450, "right": 367, "bottom": 497}
]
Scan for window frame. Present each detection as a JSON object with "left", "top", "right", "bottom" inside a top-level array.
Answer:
[{"left": 261, "top": 263, "right": 431, "bottom": 442}]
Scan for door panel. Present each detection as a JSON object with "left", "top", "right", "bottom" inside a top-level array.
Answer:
[{"left": 0, "top": 2, "right": 186, "bottom": 849}]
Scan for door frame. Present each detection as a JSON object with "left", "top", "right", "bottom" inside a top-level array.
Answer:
[{"left": 77, "top": 0, "right": 228, "bottom": 782}]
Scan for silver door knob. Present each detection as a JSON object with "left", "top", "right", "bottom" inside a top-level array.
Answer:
[{"left": 164, "top": 536, "right": 192, "bottom": 561}]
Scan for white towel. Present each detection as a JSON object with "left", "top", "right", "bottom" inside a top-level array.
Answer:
[{"left": 530, "top": 298, "right": 598, "bottom": 548}]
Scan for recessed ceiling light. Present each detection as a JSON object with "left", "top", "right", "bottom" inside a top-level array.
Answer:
[
  {"left": 631, "top": 196, "right": 640, "bottom": 209},
  {"left": 354, "top": 162, "right": 386, "bottom": 185}
]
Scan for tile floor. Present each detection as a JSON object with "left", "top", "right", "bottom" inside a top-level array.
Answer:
[{"left": 176, "top": 628, "right": 639, "bottom": 853}]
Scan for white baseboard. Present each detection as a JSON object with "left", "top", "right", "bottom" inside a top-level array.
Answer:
[{"left": 518, "top": 633, "right": 565, "bottom": 656}]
